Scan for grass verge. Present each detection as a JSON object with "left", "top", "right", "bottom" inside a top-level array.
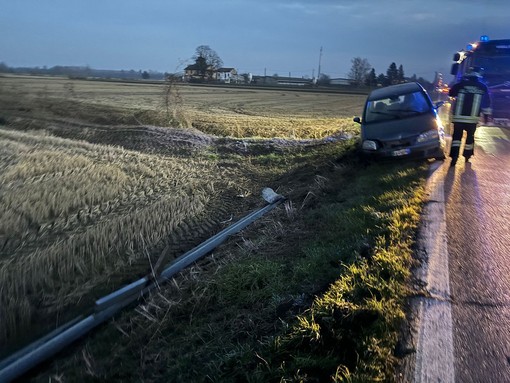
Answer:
[
  {"left": 34, "top": 143, "right": 430, "bottom": 383},
  {"left": 257, "top": 164, "right": 426, "bottom": 382}
]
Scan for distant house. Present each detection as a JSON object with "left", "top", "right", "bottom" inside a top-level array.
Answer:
[
  {"left": 215, "top": 68, "right": 238, "bottom": 83},
  {"left": 184, "top": 65, "right": 239, "bottom": 83},
  {"left": 184, "top": 63, "right": 214, "bottom": 82}
]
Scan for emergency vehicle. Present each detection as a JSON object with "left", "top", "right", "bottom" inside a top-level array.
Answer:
[{"left": 451, "top": 36, "right": 510, "bottom": 126}]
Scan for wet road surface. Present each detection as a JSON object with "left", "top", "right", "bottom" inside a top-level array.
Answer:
[{"left": 445, "top": 126, "right": 510, "bottom": 382}]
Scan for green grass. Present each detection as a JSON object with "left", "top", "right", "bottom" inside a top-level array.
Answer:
[{"left": 235, "top": 159, "right": 427, "bottom": 383}]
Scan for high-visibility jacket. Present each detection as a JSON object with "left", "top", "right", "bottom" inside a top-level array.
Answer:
[{"left": 449, "top": 76, "right": 491, "bottom": 124}]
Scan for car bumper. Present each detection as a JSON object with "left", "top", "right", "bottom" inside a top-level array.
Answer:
[{"left": 362, "top": 141, "right": 444, "bottom": 159}]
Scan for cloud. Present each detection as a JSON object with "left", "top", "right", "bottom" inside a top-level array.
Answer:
[{"left": 2, "top": 0, "right": 510, "bottom": 79}]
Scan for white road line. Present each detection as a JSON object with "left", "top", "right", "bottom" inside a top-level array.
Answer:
[{"left": 414, "top": 162, "right": 455, "bottom": 383}]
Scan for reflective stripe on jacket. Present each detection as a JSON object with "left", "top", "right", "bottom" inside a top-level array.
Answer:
[{"left": 449, "top": 77, "right": 490, "bottom": 124}]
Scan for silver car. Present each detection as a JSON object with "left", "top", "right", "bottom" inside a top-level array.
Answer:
[{"left": 354, "top": 82, "right": 446, "bottom": 159}]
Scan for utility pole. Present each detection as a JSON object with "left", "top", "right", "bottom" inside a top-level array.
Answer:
[{"left": 317, "top": 46, "right": 323, "bottom": 80}]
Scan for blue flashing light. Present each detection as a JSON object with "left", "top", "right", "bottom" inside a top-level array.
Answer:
[
  {"left": 480, "top": 35, "right": 490, "bottom": 42},
  {"left": 466, "top": 44, "right": 474, "bottom": 51}
]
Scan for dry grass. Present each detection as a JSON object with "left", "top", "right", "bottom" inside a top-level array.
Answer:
[
  {"left": 0, "top": 126, "right": 242, "bottom": 347},
  {"left": 189, "top": 110, "right": 357, "bottom": 139},
  {"left": 0, "top": 75, "right": 364, "bottom": 139}
]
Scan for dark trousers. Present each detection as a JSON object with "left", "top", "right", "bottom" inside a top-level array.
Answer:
[{"left": 450, "top": 122, "right": 477, "bottom": 160}]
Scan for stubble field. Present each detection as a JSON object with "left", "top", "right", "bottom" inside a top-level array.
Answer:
[{"left": 0, "top": 75, "right": 365, "bottom": 357}]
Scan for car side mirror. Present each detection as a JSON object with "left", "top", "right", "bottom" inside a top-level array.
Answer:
[
  {"left": 353, "top": 117, "right": 361, "bottom": 124},
  {"left": 434, "top": 101, "right": 445, "bottom": 109}
]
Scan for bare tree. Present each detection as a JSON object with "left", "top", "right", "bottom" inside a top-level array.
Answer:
[
  {"left": 193, "top": 45, "right": 224, "bottom": 70},
  {"left": 348, "top": 57, "right": 371, "bottom": 86},
  {"left": 163, "top": 60, "right": 190, "bottom": 128}
]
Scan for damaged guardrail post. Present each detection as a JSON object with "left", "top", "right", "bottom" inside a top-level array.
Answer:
[{"left": 0, "top": 188, "right": 285, "bottom": 383}]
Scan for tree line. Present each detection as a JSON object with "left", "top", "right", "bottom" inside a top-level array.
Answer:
[
  {"left": 1, "top": 48, "right": 434, "bottom": 90},
  {"left": 186, "top": 48, "right": 435, "bottom": 90},
  {"left": 348, "top": 57, "right": 433, "bottom": 90},
  {"left": 0, "top": 62, "right": 165, "bottom": 80}
]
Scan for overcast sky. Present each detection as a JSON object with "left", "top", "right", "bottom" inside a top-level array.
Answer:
[{"left": 1, "top": 0, "right": 509, "bottom": 81}]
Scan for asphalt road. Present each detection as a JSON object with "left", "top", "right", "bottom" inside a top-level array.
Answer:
[
  {"left": 446, "top": 125, "right": 510, "bottom": 382},
  {"left": 415, "top": 125, "right": 510, "bottom": 382}
]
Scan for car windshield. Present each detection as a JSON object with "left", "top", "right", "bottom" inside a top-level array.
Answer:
[{"left": 364, "top": 90, "right": 431, "bottom": 123}]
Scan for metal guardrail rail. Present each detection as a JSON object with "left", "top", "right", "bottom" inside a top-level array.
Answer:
[{"left": 0, "top": 188, "right": 284, "bottom": 382}]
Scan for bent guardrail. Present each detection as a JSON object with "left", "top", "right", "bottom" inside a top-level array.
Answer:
[{"left": 0, "top": 188, "right": 285, "bottom": 382}]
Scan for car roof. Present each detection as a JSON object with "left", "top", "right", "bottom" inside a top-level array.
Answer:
[{"left": 367, "top": 82, "right": 425, "bottom": 101}]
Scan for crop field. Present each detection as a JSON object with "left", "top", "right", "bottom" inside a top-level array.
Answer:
[
  {"left": 0, "top": 75, "right": 365, "bottom": 357},
  {"left": 0, "top": 75, "right": 364, "bottom": 139}
]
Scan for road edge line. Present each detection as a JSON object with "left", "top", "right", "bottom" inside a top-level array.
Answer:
[{"left": 413, "top": 161, "right": 455, "bottom": 382}]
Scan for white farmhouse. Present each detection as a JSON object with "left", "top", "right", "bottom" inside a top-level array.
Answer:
[{"left": 215, "top": 68, "right": 238, "bottom": 83}]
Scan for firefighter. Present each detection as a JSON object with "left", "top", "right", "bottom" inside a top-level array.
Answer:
[{"left": 448, "top": 67, "right": 491, "bottom": 166}]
